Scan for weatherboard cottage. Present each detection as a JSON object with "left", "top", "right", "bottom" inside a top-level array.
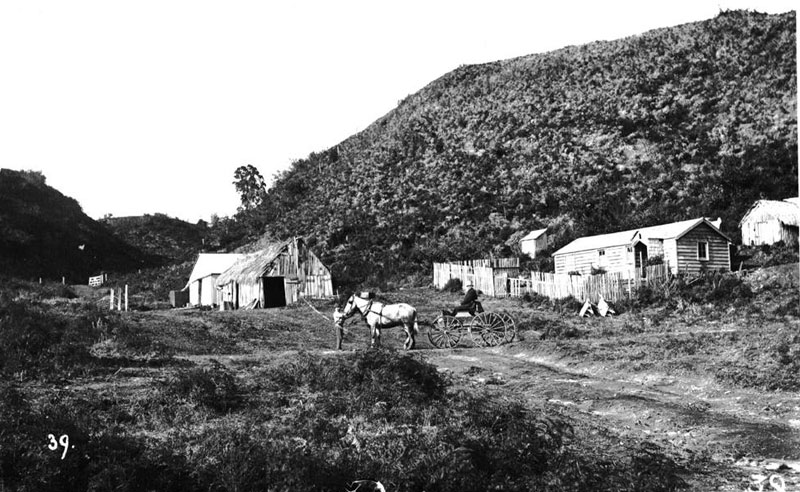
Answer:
[{"left": 552, "top": 218, "right": 731, "bottom": 277}]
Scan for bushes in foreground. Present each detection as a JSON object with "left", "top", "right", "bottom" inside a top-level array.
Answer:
[
  {"left": 0, "top": 350, "right": 687, "bottom": 491},
  {"left": 0, "top": 291, "right": 104, "bottom": 377},
  {"left": 624, "top": 271, "right": 753, "bottom": 310},
  {"left": 714, "top": 327, "right": 800, "bottom": 391}
]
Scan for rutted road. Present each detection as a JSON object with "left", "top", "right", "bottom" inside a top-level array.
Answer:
[{"left": 422, "top": 346, "right": 800, "bottom": 491}]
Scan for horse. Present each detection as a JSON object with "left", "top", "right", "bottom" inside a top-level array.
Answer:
[{"left": 339, "top": 293, "right": 419, "bottom": 350}]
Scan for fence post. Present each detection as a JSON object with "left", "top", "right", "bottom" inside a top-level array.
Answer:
[
  {"left": 117, "top": 288, "right": 122, "bottom": 311},
  {"left": 125, "top": 285, "right": 128, "bottom": 312},
  {"left": 110, "top": 288, "right": 114, "bottom": 310}
]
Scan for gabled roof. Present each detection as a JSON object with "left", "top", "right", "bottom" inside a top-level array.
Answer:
[
  {"left": 739, "top": 198, "right": 799, "bottom": 227},
  {"left": 185, "top": 253, "right": 244, "bottom": 288},
  {"left": 553, "top": 218, "right": 730, "bottom": 256},
  {"left": 521, "top": 229, "right": 547, "bottom": 241},
  {"left": 215, "top": 239, "right": 294, "bottom": 286}
]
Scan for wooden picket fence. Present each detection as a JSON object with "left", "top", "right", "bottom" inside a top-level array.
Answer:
[
  {"left": 508, "top": 264, "right": 671, "bottom": 303},
  {"left": 447, "top": 258, "right": 520, "bottom": 269},
  {"left": 433, "top": 262, "right": 497, "bottom": 296},
  {"left": 435, "top": 259, "right": 671, "bottom": 303}
]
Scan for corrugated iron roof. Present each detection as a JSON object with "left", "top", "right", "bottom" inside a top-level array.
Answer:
[
  {"left": 521, "top": 229, "right": 547, "bottom": 241},
  {"left": 185, "top": 253, "right": 245, "bottom": 288},
  {"left": 215, "top": 239, "right": 294, "bottom": 286},
  {"left": 553, "top": 218, "right": 729, "bottom": 256},
  {"left": 740, "top": 198, "right": 799, "bottom": 227}
]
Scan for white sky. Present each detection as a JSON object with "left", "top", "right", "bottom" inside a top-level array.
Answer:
[{"left": 0, "top": 1, "right": 796, "bottom": 223}]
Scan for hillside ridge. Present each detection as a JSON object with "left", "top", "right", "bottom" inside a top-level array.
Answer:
[
  {"left": 237, "top": 9, "right": 796, "bottom": 285},
  {"left": 0, "top": 168, "right": 154, "bottom": 281}
]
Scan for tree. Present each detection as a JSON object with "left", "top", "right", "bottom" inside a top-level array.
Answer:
[{"left": 233, "top": 165, "right": 267, "bottom": 211}]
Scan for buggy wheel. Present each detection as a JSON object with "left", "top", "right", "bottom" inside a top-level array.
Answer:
[
  {"left": 429, "top": 315, "right": 463, "bottom": 349},
  {"left": 470, "top": 312, "right": 506, "bottom": 347},
  {"left": 500, "top": 312, "right": 516, "bottom": 343}
]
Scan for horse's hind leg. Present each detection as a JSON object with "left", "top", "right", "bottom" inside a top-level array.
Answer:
[{"left": 404, "top": 324, "right": 416, "bottom": 350}]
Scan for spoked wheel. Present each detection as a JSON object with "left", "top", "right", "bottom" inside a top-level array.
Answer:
[
  {"left": 429, "top": 315, "right": 463, "bottom": 349},
  {"left": 499, "top": 312, "right": 516, "bottom": 343},
  {"left": 470, "top": 312, "right": 507, "bottom": 347}
]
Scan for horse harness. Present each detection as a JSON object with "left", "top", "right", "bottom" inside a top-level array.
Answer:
[{"left": 360, "top": 299, "right": 385, "bottom": 323}]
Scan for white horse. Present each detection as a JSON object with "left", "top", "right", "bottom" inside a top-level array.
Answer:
[{"left": 340, "top": 294, "right": 419, "bottom": 350}]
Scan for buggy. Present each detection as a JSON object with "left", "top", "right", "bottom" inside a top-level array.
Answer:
[{"left": 427, "top": 308, "right": 516, "bottom": 348}]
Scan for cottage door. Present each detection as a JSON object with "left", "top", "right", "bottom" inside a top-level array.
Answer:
[{"left": 634, "top": 243, "right": 648, "bottom": 277}]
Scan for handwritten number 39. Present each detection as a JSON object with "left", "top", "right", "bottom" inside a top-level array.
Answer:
[{"left": 47, "top": 434, "right": 70, "bottom": 460}]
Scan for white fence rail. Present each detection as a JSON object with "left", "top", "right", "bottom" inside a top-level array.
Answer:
[{"left": 434, "top": 260, "right": 671, "bottom": 303}]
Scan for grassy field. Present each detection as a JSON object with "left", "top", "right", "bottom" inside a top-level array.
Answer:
[{"left": 1, "top": 265, "right": 798, "bottom": 491}]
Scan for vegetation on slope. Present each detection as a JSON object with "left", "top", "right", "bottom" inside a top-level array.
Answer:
[
  {"left": 0, "top": 169, "right": 153, "bottom": 281},
  {"left": 101, "top": 214, "right": 208, "bottom": 263},
  {"left": 234, "top": 10, "right": 796, "bottom": 285}
]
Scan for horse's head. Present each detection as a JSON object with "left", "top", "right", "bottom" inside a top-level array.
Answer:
[{"left": 341, "top": 294, "right": 359, "bottom": 318}]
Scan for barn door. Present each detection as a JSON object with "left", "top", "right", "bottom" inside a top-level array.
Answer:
[{"left": 262, "top": 277, "right": 287, "bottom": 308}]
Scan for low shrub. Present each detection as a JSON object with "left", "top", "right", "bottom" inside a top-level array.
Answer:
[
  {"left": 626, "top": 271, "right": 754, "bottom": 309},
  {"left": 740, "top": 242, "right": 800, "bottom": 268},
  {"left": 164, "top": 361, "right": 242, "bottom": 413},
  {"left": 540, "top": 317, "right": 581, "bottom": 339},
  {"left": 442, "top": 278, "right": 463, "bottom": 293},
  {"left": 265, "top": 349, "right": 447, "bottom": 407}
]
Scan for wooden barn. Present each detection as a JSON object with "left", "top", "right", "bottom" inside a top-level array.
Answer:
[
  {"left": 739, "top": 198, "right": 799, "bottom": 246},
  {"left": 185, "top": 253, "right": 244, "bottom": 307},
  {"left": 215, "top": 237, "right": 333, "bottom": 309},
  {"left": 552, "top": 218, "right": 731, "bottom": 277},
  {"left": 519, "top": 229, "right": 548, "bottom": 257}
]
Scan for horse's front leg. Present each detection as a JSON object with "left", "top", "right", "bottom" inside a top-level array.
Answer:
[{"left": 371, "top": 324, "right": 381, "bottom": 348}]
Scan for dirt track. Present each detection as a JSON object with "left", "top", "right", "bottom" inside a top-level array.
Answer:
[
  {"left": 424, "top": 345, "right": 799, "bottom": 486},
  {"left": 175, "top": 334, "right": 799, "bottom": 491}
]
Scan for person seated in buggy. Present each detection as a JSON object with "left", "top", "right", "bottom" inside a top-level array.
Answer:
[{"left": 446, "top": 282, "right": 484, "bottom": 316}]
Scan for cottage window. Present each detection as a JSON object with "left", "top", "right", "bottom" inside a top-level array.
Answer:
[{"left": 697, "top": 241, "right": 709, "bottom": 261}]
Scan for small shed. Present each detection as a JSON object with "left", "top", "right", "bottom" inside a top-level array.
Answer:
[
  {"left": 739, "top": 198, "right": 799, "bottom": 246},
  {"left": 169, "top": 289, "right": 190, "bottom": 308},
  {"left": 519, "top": 229, "right": 548, "bottom": 258},
  {"left": 185, "top": 253, "right": 244, "bottom": 307},
  {"left": 215, "top": 237, "right": 333, "bottom": 309},
  {"left": 553, "top": 218, "right": 731, "bottom": 277}
]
